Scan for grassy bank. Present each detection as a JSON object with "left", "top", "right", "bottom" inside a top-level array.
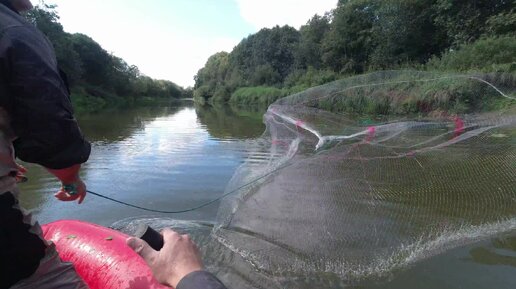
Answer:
[
  {"left": 214, "top": 72, "right": 515, "bottom": 115},
  {"left": 228, "top": 86, "right": 306, "bottom": 106},
  {"left": 310, "top": 74, "right": 515, "bottom": 115}
]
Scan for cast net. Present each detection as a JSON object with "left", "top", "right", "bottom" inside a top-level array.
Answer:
[
  {"left": 211, "top": 71, "right": 516, "bottom": 284},
  {"left": 113, "top": 71, "right": 515, "bottom": 288}
]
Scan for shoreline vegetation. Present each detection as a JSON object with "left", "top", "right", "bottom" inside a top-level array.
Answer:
[
  {"left": 70, "top": 86, "right": 185, "bottom": 114},
  {"left": 193, "top": 0, "right": 515, "bottom": 115},
  {"left": 27, "top": 4, "right": 194, "bottom": 114},
  {"left": 31, "top": 1, "right": 514, "bottom": 115}
]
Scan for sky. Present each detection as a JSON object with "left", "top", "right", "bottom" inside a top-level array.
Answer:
[{"left": 45, "top": 0, "right": 338, "bottom": 87}]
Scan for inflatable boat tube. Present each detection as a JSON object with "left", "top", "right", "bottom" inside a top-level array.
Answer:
[{"left": 42, "top": 220, "right": 169, "bottom": 289}]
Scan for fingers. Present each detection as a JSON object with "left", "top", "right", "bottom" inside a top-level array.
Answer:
[
  {"left": 161, "top": 228, "right": 184, "bottom": 244},
  {"left": 16, "top": 164, "right": 27, "bottom": 174},
  {"left": 78, "top": 191, "right": 86, "bottom": 204},
  {"left": 127, "top": 237, "right": 158, "bottom": 262},
  {"left": 54, "top": 190, "right": 80, "bottom": 202},
  {"left": 161, "top": 229, "right": 201, "bottom": 257},
  {"left": 161, "top": 229, "right": 187, "bottom": 251},
  {"left": 55, "top": 191, "right": 86, "bottom": 203},
  {"left": 161, "top": 229, "right": 197, "bottom": 247},
  {"left": 54, "top": 189, "right": 86, "bottom": 203},
  {"left": 77, "top": 180, "right": 87, "bottom": 204},
  {"left": 10, "top": 164, "right": 28, "bottom": 183}
]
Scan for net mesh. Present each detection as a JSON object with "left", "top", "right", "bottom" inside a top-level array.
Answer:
[
  {"left": 212, "top": 71, "right": 516, "bottom": 282},
  {"left": 112, "top": 71, "right": 516, "bottom": 288}
]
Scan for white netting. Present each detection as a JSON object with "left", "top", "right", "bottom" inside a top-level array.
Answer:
[
  {"left": 212, "top": 71, "right": 516, "bottom": 282},
  {"left": 113, "top": 71, "right": 515, "bottom": 288}
]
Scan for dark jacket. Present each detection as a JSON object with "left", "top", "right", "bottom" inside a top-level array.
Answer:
[
  {"left": 0, "top": 3, "right": 90, "bottom": 169},
  {"left": 177, "top": 271, "right": 228, "bottom": 289}
]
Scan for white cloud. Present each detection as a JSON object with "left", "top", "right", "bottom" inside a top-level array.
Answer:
[
  {"left": 43, "top": 0, "right": 337, "bottom": 87},
  {"left": 235, "top": 0, "right": 337, "bottom": 29},
  {"left": 128, "top": 35, "right": 239, "bottom": 88},
  {"left": 46, "top": 0, "right": 240, "bottom": 87}
]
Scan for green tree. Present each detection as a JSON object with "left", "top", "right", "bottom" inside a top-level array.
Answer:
[
  {"left": 370, "top": 0, "right": 444, "bottom": 68},
  {"left": 322, "top": 0, "right": 377, "bottom": 73},
  {"left": 194, "top": 52, "right": 230, "bottom": 98},
  {"left": 229, "top": 26, "right": 301, "bottom": 85},
  {"left": 433, "top": 0, "right": 514, "bottom": 46},
  {"left": 25, "top": 4, "right": 83, "bottom": 84},
  {"left": 485, "top": 7, "right": 516, "bottom": 36},
  {"left": 192, "top": 0, "right": 515, "bottom": 107},
  {"left": 250, "top": 64, "right": 281, "bottom": 86},
  {"left": 70, "top": 33, "right": 113, "bottom": 89},
  {"left": 110, "top": 56, "right": 136, "bottom": 96},
  {"left": 296, "top": 14, "right": 331, "bottom": 69},
  {"left": 25, "top": 2, "right": 185, "bottom": 109}
]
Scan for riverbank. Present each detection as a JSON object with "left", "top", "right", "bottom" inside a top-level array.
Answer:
[
  {"left": 193, "top": 1, "right": 515, "bottom": 115},
  {"left": 71, "top": 85, "right": 185, "bottom": 114},
  {"left": 194, "top": 71, "right": 515, "bottom": 115}
]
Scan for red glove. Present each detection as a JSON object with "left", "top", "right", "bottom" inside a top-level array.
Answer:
[
  {"left": 14, "top": 163, "right": 28, "bottom": 183},
  {"left": 47, "top": 164, "right": 87, "bottom": 204}
]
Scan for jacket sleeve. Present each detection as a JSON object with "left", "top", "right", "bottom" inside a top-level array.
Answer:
[
  {"left": 176, "top": 271, "right": 228, "bottom": 289},
  {"left": 0, "top": 27, "right": 90, "bottom": 169}
]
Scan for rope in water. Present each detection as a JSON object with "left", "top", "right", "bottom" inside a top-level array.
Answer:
[
  {"left": 86, "top": 161, "right": 293, "bottom": 214},
  {"left": 87, "top": 190, "right": 225, "bottom": 214}
]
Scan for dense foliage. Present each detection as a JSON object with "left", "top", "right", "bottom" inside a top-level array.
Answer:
[
  {"left": 25, "top": 4, "right": 187, "bottom": 112},
  {"left": 194, "top": 0, "right": 515, "bottom": 106}
]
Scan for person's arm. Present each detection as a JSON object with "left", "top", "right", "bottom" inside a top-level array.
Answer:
[
  {"left": 175, "top": 271, "right": 228, "bottom": 289},
  {"left": 127, "top": 229, "right": 228, "bottom": 289},
  {"left": 0, "top": 26, "right": 90, "bottom": 202}
]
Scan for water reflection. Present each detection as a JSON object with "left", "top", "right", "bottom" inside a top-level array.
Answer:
[
  {"left": 18, "top": 102, "right": 266, "bottom": 226},
  {"left": 195, "top": 103, "right": 266, "bottom": 139},
  {"left": 78, "top": 105, "right": 185, "bottom": 143}
]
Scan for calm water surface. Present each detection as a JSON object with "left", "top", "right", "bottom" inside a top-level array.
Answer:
[
  {"left": 19, "top": 102, "right": 265, "bottom": 224},
  {"left": 18, "top": 101, "right": 515, "bottom": 289}
]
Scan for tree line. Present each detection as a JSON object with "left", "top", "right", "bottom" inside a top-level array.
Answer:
[
  {"left": 26, "top": 4, "right": 189, "bottom": 109},
  {"left": 194, "top": 0, "right": 515, "bottom": 104}
]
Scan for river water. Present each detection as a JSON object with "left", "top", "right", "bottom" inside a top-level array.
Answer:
[{"left": 18, "top": 101, "right": 515, "bottom": 289}]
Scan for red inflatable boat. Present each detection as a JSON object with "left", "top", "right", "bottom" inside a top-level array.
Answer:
[{"left": 42, "top": 220, "right": 169, "bottom": 289}]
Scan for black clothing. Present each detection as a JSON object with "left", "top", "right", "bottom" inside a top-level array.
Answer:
[
  {"left": 0, "top": 3, "right": 90, "bottom": 169},
  {"left": 0, "top": 192, "right": 47, "bottom": 289},
  {"left": 0, "top": 0, "right": 16, "bottom": 14},
  {"left": 0, "top": 3, "right": 90, "bottom": 288},
  {"left": 177, "top": 271, "right": 228, "bottom": 289}
]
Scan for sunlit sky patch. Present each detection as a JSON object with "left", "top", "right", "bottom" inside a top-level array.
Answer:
[{"left": 46, "top": 0, "right": 337, "bottom": 87}]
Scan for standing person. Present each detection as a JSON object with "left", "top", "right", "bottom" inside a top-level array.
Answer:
[{"left": 0, "top": 0, "right": 91, "bottom": 288}]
